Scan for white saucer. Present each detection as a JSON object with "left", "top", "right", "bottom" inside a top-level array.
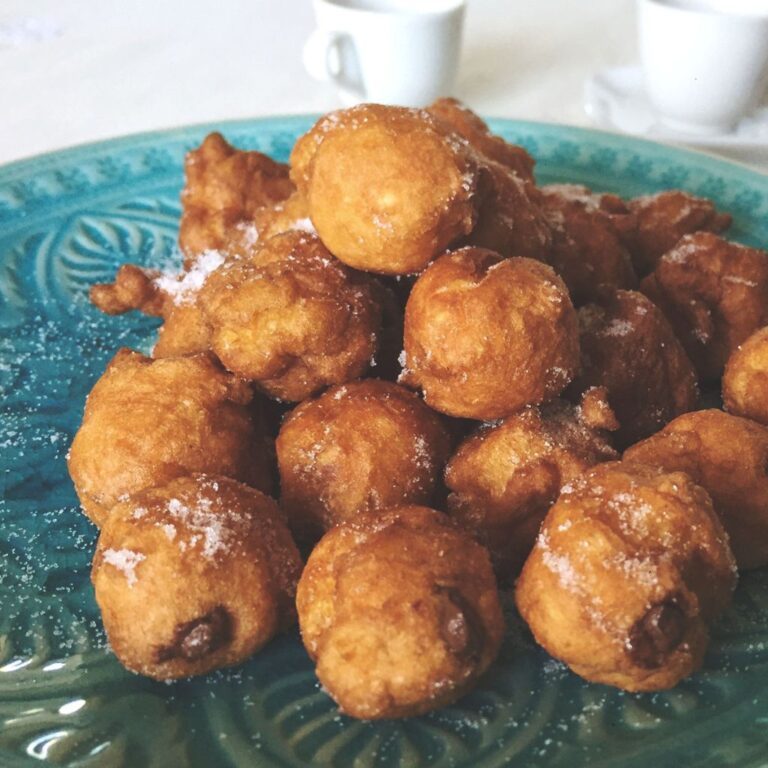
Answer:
[{"left": 584, "top": 65, "right": 768, "bottom": 151}]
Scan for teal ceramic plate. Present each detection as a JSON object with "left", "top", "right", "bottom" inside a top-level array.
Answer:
[{"left": 1, "top": 117, "right": 767, "bottom": 768}]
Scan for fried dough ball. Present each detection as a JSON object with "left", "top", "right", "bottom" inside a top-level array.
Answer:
[
  {"left": 516, "top": 462, "right": 736, "bottom": 692},
  {"left": 296, "top": 505, "right": 504, "bottom": 719},
  {"left": 68, "top": 350, "right": 272, "bottom": 526},
  {"left": 277, "top": 380, "right": 451, "bottom": 544},
  {"left": 426, "top": 97, "right": 535, "bottom": 182},
  {"left": 445, "top": 400, "right": 617, "bottom": 582},
  {"left": 90, "top": 264, "right": 165, "bottom": 317},
  {"left": 569, "top": 289, "right": 698, "bottom": 448},
  {"left": 624, "top": 190, "right": 732, "bottom": 276},
  {"left": 464, "top": 159, "right": 552, "bottom": 260},
  {"left": 723, "top": 326, "right": 768, "bottom": 425},
  {"left": 641, "top": 232, "right": 768, "bottom": 381},
  {"left": 299, "top": 104, "right": 482, "bottom": 274},
  {"left": 198, "top": 231, "right": 383, "bottom": 401},
  {"left": 178, "top": 132, "right": 294, "bottom": 262},
  {"left": 402, "top": 248, "right": 578, "bottom": 419},
  {"left": 539, "top": 184, "right": 637, "bottom": 305},
  {"left": 625, "top": 409, "right": 768, "bottom": 569},
  {"left": 92, "top": 474, "right": 302, "bottom": 680}
]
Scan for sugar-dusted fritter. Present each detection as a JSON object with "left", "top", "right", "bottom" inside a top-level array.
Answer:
[
  {"left": 539, "top": 184, "right": 637, "bottom": 305},
  {"left": 445, "top": 399, "right": 617, "bottom": 582},
  {"left": 568, "top": 289, "right": 699, "bottom": 447},
  {"left": 625, "top": 409, "right": 768, "bottom": 569},
  {"left": 723, "top": 326, "right": 768, "bottom": 426},
  {"left": 68, "top": 350, "right": 272, "bottom": 526},
  {"left": 624, "top": 190, "right": 732, "bottom": 276},
  {"left": 296, "top": 104, "right": 482, "bottom": 274},
  {"left": 92, "top": 474, "right": 302, "bottom": 679},
  {"left": 426, "top": 97, "right": 536, "bottom": 182},
  {"left": 178, "top": 132, "right": 294, "bottom": 262},
  {"left": 641, "top": 232, "right": 768, "bottom": 381},
  {"left": 199, "top": 231, "right": 384, "bottom": 401},
  {"left": 277, "top": 380, "right": 451, "bottom": 544},
  {"left": 516, "top": 462, "right": 736, "bottom": 692},
  {"left": 296, "top": 505, "right": 504, "bottom": 719},
  {"left": 402, "top": 248, "right": 579, "bottom": 420}
]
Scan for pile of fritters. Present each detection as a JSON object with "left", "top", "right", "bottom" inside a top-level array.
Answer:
[{"left": 71, "top": 100, "right": 768, "bottom": 717}]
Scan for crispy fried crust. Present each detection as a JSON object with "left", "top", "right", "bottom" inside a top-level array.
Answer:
[
  {"left": 516, "top": 461, "right": 736, "bottom": 691},
  {"left": 277, "top": 380, "right": 451, "bottom": 544},
  {"left": 92, "top": 475, "right": 301, "bottom": 679},
  {"left": 296, "top": 505, "right": 504, "bottom": 718},
  {"left": 68, "top": 350, "right": 272, "bottom": 525},
  {"left": 568, "top": 289, "right": 699, "bottom": 447},
  {"left": 402, "top": 248, "right": 579, "bottom": 419},
  {"left": 445, "top": 400, "right": 617, "bottom": 581},
  {"left": 723, "top": 325, "right": 768, "bottom": 426},
  {"left": 624, "top": 409, "right": 768, "bottom": 569}
]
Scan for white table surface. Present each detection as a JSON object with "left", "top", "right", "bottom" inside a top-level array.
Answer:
[{"left": 0, "top": 0, "right": 763, "bottom": 171}]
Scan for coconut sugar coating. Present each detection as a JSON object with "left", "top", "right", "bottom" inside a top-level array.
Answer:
[
  {"left": 624, "top": 190, "right": 732, "bottom": 276},
  {"left": 402, "top": 248, "right": 579, "bottom": 420},
  {"left": 539, "top": 184, "right": 638, "bottom": 305},
  {"left": 515, "top": 462, "right": 737, "bottom": 692},
  {"left": 92, "top": 475, "right": 302, "bottom": 680},
  {"left": 68, "top": 350, "right": 272, "bottom": 526},
  {"left": 277, "top": 379, "right": 452, "bottom": 545},
  {"left": 723, "top": 326, "right": 768, "bottom": 426},
  {"left": 445, "top": 400, "right": 617, "bottom": 583},
  {"left": 641, "top": 232, "right": 768, "bottom": 381},
  {"left": 298, "top": 104, "right": 482, "bottom": 275},
  {"left": 178, "top": 132, "right": 294, "bottom": 262},
  {"left": 568, "top": 289, "right": 699, "bottom": 448},
  {"left": 199, "top": 231, "right": 383, "bottom": 401},
  {"left": 296, "top": 505, "right": 504, "bottom": 719},
  {"left": 624, "top": 409, "right": 768, "bottom": 570}
]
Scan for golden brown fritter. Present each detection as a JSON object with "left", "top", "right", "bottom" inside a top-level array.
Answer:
[
  {"left": 199, "top": 231, "right": 383, "bottom": 401},
  {"left": 568, "top": 289, "right": 699, "bottom": 447},
  {"left": 277, "top": 380, "right": 452, "bottom": 544},
  {"left": 445, "top": 400, "right": 617, "bottom": 582},
  {"left": 426, "top": 97, "right": 536, "bottom": 182},
  {"left": 92, "top": 475, "right": 301, "bottom": 679},
  {"left": 641, "top": 232, "right": 768, "bottom": 381},
  {"left": 178, "top": 132, "right": 294, "bottom": 262},
  {"left": 68, "top": 350, "right": 272, "bottom": 526},
  {"left": 624, "top": 190, "right": 732, "bottom": 276},
  {"left": 298, "top": 104, "right": 482, "bottom": 274},
  {"left": 402, "top": 248, "right": 579, "bottom": 420},
  {"left": 539, "top": 184, "right": 637, "bottom": 305},
  {"left": 296, "top": 505, "right": 504, "bottom": 719},
  {"left": 624, "top": 409, "right": 768, "bottom": 569},
  {"left": 90, "top": 264, "right": 165, "bottom": 317},
  {"left": 723, "top": 326, "right": 768, "bottom": 425},
  {"left": 516, "top": 461, "right": 736, "bottom": 692}
]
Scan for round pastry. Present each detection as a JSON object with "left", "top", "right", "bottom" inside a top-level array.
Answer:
[
  {"left": 68, "top": 349, "right": 272, "bottom": 526},
  {"left": 568, "top": 289, "right": 699, "bottom": 448},
  {"left": 299, "top": 104, "right": 482, "bottom": 274},
  {"left": 640, "top": 232, "right": 768, "bottom": 381},
  {"left": 296, "top": 505, "right": 505, "bottom": 719},
  {"left": 92, "top": 474, "right": 302, "bottom": 679},
  {"left": 401, "top": 248, "right": 579, "bottom": 420},
  {"left": 539, "top": 184, "right": 637, "bottom": 305},
  {"left": 199, "top": 231, "right": 383, "bottom": 401},
  {"left": 277, "top": 379, "right": 452, "bottom": 544},
  {"left": 516, "top": 461, "right": 736, "bottom": 692},
  {"left": 624, "top": 190, "right": 732, "bottom": 276},
  {"left": 624, "top": 409, "right": 768, "bottom": 569},
  {"left": 723, "top": 326, "right": 768, "bottom": 425},
  {"left": 445, "top": 400, "right": 617, "bottom": 582}
]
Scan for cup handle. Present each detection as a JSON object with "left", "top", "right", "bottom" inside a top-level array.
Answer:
[{"left": 303, "top": 29, "right": 363, "bottom": 96}]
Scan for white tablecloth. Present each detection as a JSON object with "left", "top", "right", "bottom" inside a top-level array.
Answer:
[{"left": 0, "top": 0, "right": 641, "bottom": 165}]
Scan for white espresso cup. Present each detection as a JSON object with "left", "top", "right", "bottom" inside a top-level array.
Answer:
[
  {"left": 303, "top": 0, "right": 466, "bottom": 107},
  {"left": 638, "top": 0, "right": 768, "bottom": 134}
]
